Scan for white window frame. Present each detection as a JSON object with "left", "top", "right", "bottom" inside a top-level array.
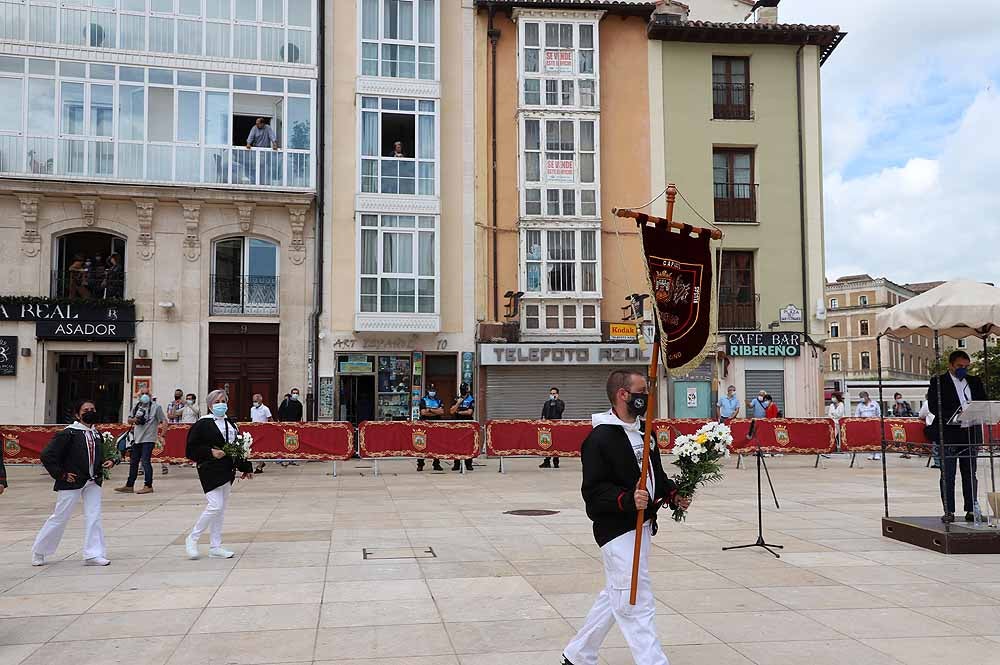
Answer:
[
  {"left": 520, "top": 115, "right": 600, "bottom": 219},
  {"left": 516, "top": 15, "right": 599, "bottom": 110},
  {"left": 522, "top": 299, "right": 600, "bottom": 338},
  {"left": 210, "top": 235, "right": 280, "bottom": 315},
  {"left": 858, "top": 295, "right": 869, "bottom": 306},
  {"left": 358, "top": 94, "right": 438, "bottom": 197},
  {"left": 829, "top": 297, "right": 838, "bottom": 309},
  {"left": 358, "top": 0, "right": 438, "bottom": 82},
  {"left": 859, "top": 319, "right": 870, "bottom": 336},
  {"left": 830, "top": 353, "right": 841, "bottom": 372},
  {"left": 829, "top": 322, "right": 839, "bottom": 338},
  {"left": 860, "top": 351, "right": 871, "bottom": 371},
  {"left": 520, "top": 225, "right": 600, "bottom": 298},
  {"left": 355, "top": 212, "right": 440, "bottom": 319},
  {"left": 957, "top": 339, "right": 967, "bottom": 349}
]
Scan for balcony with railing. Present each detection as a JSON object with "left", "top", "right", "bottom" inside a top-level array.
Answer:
[
  {"left": 0, "top": 140, "right": 313, "bottom": 190},
  {"left": 210, "top": 275, "right": 279, "bottom": 316},
  {"left": 713, "top": 82, "right": 753, "bottom": 120},
  {"left": 718, "top": 294, "right": 759, "bottom": 331},
  {"left": 714, "top": 183, "right": 758, "bottom": 223},
  {"left": 51, "top": 269, "right": 126, "bottom": 300}
]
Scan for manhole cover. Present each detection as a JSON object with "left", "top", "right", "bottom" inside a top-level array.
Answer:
[{"left": 504, "top": 509, "right": 560, "bottom": 516}]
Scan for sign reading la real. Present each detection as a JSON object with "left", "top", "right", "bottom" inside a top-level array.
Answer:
[
  {"left": 725, "top": 332, "right": 802, "bottom": 358},
  {"left": 0, "top": 300, "right": 137, "bottom": 341}
]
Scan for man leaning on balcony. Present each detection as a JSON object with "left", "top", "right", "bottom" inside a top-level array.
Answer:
[{"left": 246, "top": 118, "right": 279, "bottom": 150}]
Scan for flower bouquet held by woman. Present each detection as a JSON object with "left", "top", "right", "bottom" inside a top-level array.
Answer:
[
  {"left": 100, "top": 432, "right": 122, "bottom": 481},
  {"left": 669, "top": 421, "right": 732, "bottom": 521}
]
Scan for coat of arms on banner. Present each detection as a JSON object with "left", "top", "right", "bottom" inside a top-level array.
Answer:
[
  {"left": 891, "top": 424, "right": 907, "bottom": 443},
  {"left": 152, "top": 436, "right": 165, "bottom": 456},
  {"left": 537, "top": 427, "right": 553, "bottom": 450},
  {"left": 650, "top": 262, "right": 702, "bottom": 338},
  {"left": 412, "top": 428, "right": 428, "bottom": 451},
  {"left": 657, "top": 429, "right": 671, "bottom": 448},
  {"left": 773, "top": 425, "right": 790, "bottom": 447},
  {"left": 284, "top": 429, "right": 300, "bottom": 452},
  {"left": 3, "top": 434, "right": 19, "bottom": 457}
]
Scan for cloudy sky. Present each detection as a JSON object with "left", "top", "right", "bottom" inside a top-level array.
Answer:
[{"left": 778, "top": 0, "right": 1000, "bottom": 285}]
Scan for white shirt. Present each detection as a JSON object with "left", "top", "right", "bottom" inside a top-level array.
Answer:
[
  {"left": 827, "top": 401, "right": 845, "bottom": 420},
  {"left": 250, "top": 404, "right": 272, "bottom": 423},
  {"left": 855, "top": 401, "right": 881, "bottom": 417},
  {"left": 950, "top": 373, "right": 972, "bottom": 410},
  {"left": 592, "top": 409, "right": 654, "bottom": 500},
  {"left": 204, "top": 414, "right": 236, "bottom": 443},
  {"left": 180, "top": 404, "right": 200, "bottom": 424}
]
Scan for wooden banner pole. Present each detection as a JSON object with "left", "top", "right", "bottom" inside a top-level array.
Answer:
[{"left": 629, "top": 332, "right": 660, "bottom": 605}]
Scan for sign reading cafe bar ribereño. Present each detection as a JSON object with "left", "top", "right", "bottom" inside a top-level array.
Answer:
[
  {"left": 0, "top": 300, "right": 137, "bottom": 342},
  {"left": 725, "top": 332, "right": 802, "bottom": 358}
]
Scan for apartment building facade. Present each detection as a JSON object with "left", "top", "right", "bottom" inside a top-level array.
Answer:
[{"left": 0, "top": 0, "right": 318, "bottom": 423}]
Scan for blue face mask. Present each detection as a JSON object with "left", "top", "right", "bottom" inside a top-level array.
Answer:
[
  {"left": 211, "top": 403, "right": 228, "bottom": 418},
  {"left": 139, "top": 394, "right": 151, "bottom": 404},
  {"left": 955, "top": 367, "right": 969, "bottom": 380}
]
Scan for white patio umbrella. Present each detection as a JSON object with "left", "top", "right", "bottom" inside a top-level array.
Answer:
[{"left": 875, "top": 280, "right": 1000, "bottom": 338}]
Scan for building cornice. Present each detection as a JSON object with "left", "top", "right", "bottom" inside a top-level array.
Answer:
[
  {"left": 356, "top": 76, "right": 441, "bottom": 99},
  {"left": 2, "top": 178, "right": 314, "bottom": 207}
]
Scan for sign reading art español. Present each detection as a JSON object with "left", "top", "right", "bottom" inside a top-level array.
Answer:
[{"left": 725, "top": 332, "right": 802, "bottom": 358}]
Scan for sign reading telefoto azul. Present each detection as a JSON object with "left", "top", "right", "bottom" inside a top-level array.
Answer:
[
  {"left": 0, "top": 301, "right": 135, "bottom": 323},
  {"left": 481, "top": 344, "right": 650, "bottom": 366},
  {"left": 726, "top": 332, "right": 802, "bottom": 358}
]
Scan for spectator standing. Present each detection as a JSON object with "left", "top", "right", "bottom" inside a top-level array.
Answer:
[
  {"left": 163, "top": 388, "right": 186, "bottom": 476},
  {"left": 892, "top": 393, "right": 915, "bottom": 417},
  {"left": 251, "top": 394, "right": 273, "bottom": 474},
  {"left": 277, "top": 388, "right": 303, "bottom": 422},
  {"left": 449, "top": 383, "right": 475, "bottom": 472},
  {"left": 855, "top": 392, "right": 883, "bottom": 461},
  {"left": 716, "top": 385, "right": 741, "bottom": 423},
  {"left": 750, "top": 390, "right": 768, "bottom": 418},
  {"left": 764, "top": 394, "right": 779, "bottom": 419},
  {"left": 246, "top": 117, "right": 279, "bottom": 150},
  {"left": 416, "top": 384, "right": 445, "bottom": 472},
  {"left": 539, "top": 387, "right": 565, "bottom": 469},
  {"left": 179, "top": 394, "right": 200, "bottom": 423},
  {"left": 115, "top": 389, "right": 165, "bottom": 494}
]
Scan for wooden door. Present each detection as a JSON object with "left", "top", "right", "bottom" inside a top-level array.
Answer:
[{"left": 208, "top": 325, "right": 279, "bottom": 421}]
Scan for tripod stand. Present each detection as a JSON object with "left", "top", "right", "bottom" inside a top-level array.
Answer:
[{"left": 723, "top": 420, "right": 783, "bottom": 558}]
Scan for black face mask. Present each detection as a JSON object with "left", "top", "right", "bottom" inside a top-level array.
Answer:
[
  {"left": 626, "top": 392, "right": 649, "bottom": 418},
  {"left": 80, "top": 411, "right": 99, "bottom": 425}
]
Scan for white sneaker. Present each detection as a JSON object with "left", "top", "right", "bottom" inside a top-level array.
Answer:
[
  {"left": 84, "top": 557, "right": 111, "bottom": 566},
  {"left": 31, "top": 552, "right": 45, "bottom": 566},
  {"left": 869, "top": 454, "right": 882, "bottom": 461},
  {"left": 185, "top": 535, "right": 200, "bottom": 560},
  {"left": 208, "top": 547, "right": 235, "bottom": 559}
]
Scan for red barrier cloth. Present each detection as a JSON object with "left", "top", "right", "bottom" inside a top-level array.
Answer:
[
  {"left": 4, "top": 422, "right": 355, "bottom": 464},
  {"left": 653, "top": 418, "right": 835, "bottom": 455},
  {"left": 839, "top": 418, "right": 929, "bottom": 453},
  {"left": 2, "top": 424, "right": 130, "bottom": 464},
  {"left": 359, "top": 420, "right": 480, "bottom": 459},
  {"left": 486, "top": 419, "right": 592, "bottom": 457}
]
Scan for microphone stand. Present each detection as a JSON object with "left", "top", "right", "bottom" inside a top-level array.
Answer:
[{"left": 723, "top": 419, "right": 783, "bottom": 558}]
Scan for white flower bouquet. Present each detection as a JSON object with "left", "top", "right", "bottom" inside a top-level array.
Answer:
[
  {"left": 100, "top": 432, "right": 121, "bottom": 480},
  {"left": 669, "top": 421, "right": 732, "bottom": 521},
  {"left": 222, "top": 431, "right": 253, "bottom": 462}
]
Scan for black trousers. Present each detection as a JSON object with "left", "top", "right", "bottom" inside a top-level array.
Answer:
[{"left": 940, "top": 445, "right": 978, "bottom": 513}]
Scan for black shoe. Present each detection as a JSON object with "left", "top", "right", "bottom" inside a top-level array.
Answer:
[
  {"left": 553, "top": 458, "right": 559, "bottom": 468},
  {"left": 432, "top": 461, "right": 444, "bottom": 471},
  {"left": 416, "top": 460, "right": 425, "bottom": 472},
  {"left": 539, "top": 459, "right": 551, "bottom": 468},
  {"left": 941, "top": 513, "right": 955, "bottom": 523},
  {"left": 254, "top": 463, "right": 265, "bottom": 473},
  {"left": 965, "top": 512, "right": 976, "bottom": 522},
  {"left": 931, "top": 463, "right": 941, "bottom": 469},
  {"left": 465, "top": 460, "right": 474, "bottom": 471},
  {"left": 560, "top": 656, "right": 576, "bottom": 665},
  {"left": 452, "top": 460, "right": 461, "bottom": 471}
]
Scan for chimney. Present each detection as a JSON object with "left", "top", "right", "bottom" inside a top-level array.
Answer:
[
  {"left": 653, "top": 0, "right": 689, "bottom": 21},
  {"left": 756, "top": 6, "right": 778, "bottom": 24}
]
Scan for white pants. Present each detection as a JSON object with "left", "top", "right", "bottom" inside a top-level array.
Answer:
[
  {"left": 189, "top": 483, "right": 231, "bottom": 548},
  {"left": 564, "top": 524, "right": 669, "bottom": 665},
  {"left": 32, "top": 480, "right": 106, "bottom": 561}
]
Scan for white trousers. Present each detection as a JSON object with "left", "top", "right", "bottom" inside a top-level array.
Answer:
[
  {"left": 32, "top": 480, "right": 106, "bottom": 561},
  {"left": 189, "top": 483, "right": 231, "bottom": 548},
  {"left": 564, "top": 524, "right": 669, "bottom": 665}
]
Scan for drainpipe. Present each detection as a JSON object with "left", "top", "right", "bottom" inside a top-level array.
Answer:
[
  {"left": 488, "top": 5, "right": 500, "bottom": 321},
  {"left": 308, "top": 0, "right": 326, "bottom": 420}
]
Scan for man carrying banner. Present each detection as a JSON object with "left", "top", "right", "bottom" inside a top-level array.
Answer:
[{"left": 561, "top": 369, "right": 690, "bottom": 665}]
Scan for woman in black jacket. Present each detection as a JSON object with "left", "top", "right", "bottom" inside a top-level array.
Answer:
[
  {"left": 31, "top": 399, "right": 117, "bottom": 567},
  {"left": 184, "top": 389, "right": 253, "bottom": 560}
]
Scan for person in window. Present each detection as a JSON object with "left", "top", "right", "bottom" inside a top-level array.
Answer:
[
  {"left": 31, "top": 399, "right": 117, "bottom": 567},
  {"left": 450, "top": 383, "right": 475, "bottom": 472},
  {"left": 540, "top": 387, "right": 565, "bottom": 469},
  {"left": 67, "top": 253, "right": 91, "bottom": 299},
  {"left": 277, "top": 388, "right": 303, "bottom": 422},
  {"left": 389, "top": 141, "right": 405, "bottom": 158},
  {"left": 246, "top": 117, "right": 279, "bottom": 150},
  {"left": 91, "top": 253, "right": 106, "bottom": 296},
  {"left": 184, "top": 389, "right": 254, "bottom": 560},
  {"left": 417, "top": 384, "right": 445, "bottom": 472},
  {"left": 103, "top": 253, "right": 123, "bottom": 299}
]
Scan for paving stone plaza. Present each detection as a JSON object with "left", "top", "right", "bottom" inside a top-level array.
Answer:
[{"left": 2, "top": 457, "right": 1000, "bottom": 665}]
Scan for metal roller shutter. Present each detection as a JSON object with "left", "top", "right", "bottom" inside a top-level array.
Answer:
[
  {"left": 486, "top": 366, "right": 645, "bottom": 420},
  {"left": 745, "top": 370, "right": 785, "bottom": 415}
]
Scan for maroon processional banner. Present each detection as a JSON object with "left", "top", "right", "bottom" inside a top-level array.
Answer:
[
  {"left": 653, "top": 418, "right": 835, "bottom": 455},
  {"left": 637, "top": 213, "right": 714, "bottom": 374},
  {"left": 358, "top": 420, "right": 480, "bottom": 459},
  {"left": 486, "top": 419, "right": 592, "bottom": 457},
  {"left": 839, "top": 418, "right": 930, "bottom": 453},
  {"left": 3, "top": 422, "right": 355, "bottom": 464}
]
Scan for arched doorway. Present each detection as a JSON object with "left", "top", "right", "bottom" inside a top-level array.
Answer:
[{"left": 52, "top": 231, "right": 127, "bottom": 299}]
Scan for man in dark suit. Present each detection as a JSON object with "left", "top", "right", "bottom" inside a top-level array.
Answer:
[
  {"left": 539, "top": 386, "right": 565, "bottom": 469},
  {"left": 927, "top": 350, "right": 987, "bottom": 523},
  {"left": 561, "top": 369, "right": 691, "bottom": 665}
]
